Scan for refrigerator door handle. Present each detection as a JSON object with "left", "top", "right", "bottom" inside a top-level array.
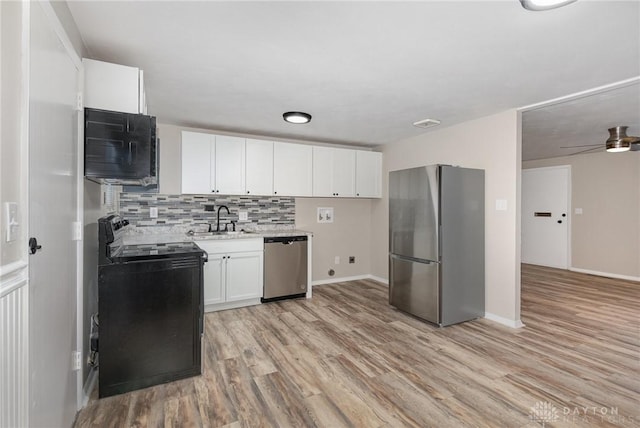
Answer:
[{"left": 390, "top": 253, "right": 440, "bottom": 264}]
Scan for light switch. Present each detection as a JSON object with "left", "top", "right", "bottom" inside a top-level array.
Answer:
[
  {"left": 317, "top": 207, "right": 334, "bottom": 223},
  {"left": 149, "top": 207, "right": 158, "bottom": 218},
  {"left": 4, "top": 202, "right": 19, "bottom": 242},
  {"left": 495, "top": 199, "right": 508, "bottom": 211},
  {"left": 575, "top": 208, "right": 583, "bottom": 215}
]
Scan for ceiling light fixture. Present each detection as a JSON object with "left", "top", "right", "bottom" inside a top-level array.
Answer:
[
  {"left": 283, "top": 111, "right": 312, "bottom": 124},
  {"left": 606, "top": 126, "right": 634, "bottom": 153},
  {"left": 519, "top": 0, "right": 577, "bottom": 11},
  {"left": 413, "top": 118, "right": 441, "bottom": 129}
]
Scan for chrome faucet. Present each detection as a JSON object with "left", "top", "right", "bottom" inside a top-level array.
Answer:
[{"left": 216, "top": 205, "right": 230, "bottom": 232}]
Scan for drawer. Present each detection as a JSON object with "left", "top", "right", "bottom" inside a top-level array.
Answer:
[{"left": 195, "top": 238, "right": 263, "bottom": 255}]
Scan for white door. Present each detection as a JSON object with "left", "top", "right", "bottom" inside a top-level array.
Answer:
[
  {"left": 522, "top": 166, "right": 570, "bottom": 269},
  {"left": 215, "top": 135, "right": 246, "bottom": 195},
  {"left": 225, "top": 252, "right": 263, "bottom": 302},
  {"left": 332, "top": 148, "right": 356, "bottom": 197},
  {"left": 273, "top": 142, "right": 313, "bottom": 196},
  {"left": 355, "top": 151, "right": 382, "bottom": 198},
  {"left": 245, "top": 139, "right": 274, "bottom": 196},
  {"left": 181, "top": 131, "right": 213, "bottom": 194},
  {"left": 28, "top": 2, "right": 80, "bottom": 426},
  {"left": 312, "top": 146, "right": 334, "bottom": 196},
  {"left": 203, "top": 252, "right": 225, "bottom": 306}
]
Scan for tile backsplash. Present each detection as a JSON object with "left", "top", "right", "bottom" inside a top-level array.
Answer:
[{"left": 119, "top": 193, "right": 295, "bottom": 229}]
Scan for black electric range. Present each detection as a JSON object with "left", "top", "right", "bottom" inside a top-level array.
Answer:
[{"left": 97, "top": 215, "right": 206, "bottom": 397}]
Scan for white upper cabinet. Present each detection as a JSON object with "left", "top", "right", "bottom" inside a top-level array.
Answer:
[
  {"left": 355, "top": 151, "right": 382, "bottom": 198},
  {"left": 180, "top": 131, "right": 382, "bottom": 198},
  {"left": 181, "top": 131, "right": 213, "bottom": 194},
  {"left": 273, "top": 142, "right": 313, "bottom": 197},
  {"left": 214, "top": 135, "right": 246, "bottom": 195},
  {"left": 312, "top": 147, "right": 355, "bottom": 197},
  {"left": 83, "top": 59, "right": 145, "bottom": 114},
  {"left": 245, "top": 139, "right": 274, "bottom": 196}
]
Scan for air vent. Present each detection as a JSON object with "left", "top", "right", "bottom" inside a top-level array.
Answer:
[{"left": 413, "top": 118, "right": 441, "bottom": 129}]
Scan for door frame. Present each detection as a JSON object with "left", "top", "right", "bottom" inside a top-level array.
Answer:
[{"left": 521, "top": 165, "right": 572, "bottom": 270}]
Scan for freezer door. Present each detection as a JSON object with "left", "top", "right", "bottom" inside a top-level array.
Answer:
[
  {"left": 389, "top": 254, "right": 439, "bottom": 324},
  {"left": 389, "top": 166, "right": 439, "bottom": 261},
  {"left": 439, "top": 166, "right": 485, "bottom": 326}
]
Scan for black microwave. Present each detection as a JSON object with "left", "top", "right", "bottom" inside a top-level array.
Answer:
[{"left": 84, "top": 108, "right": 157, "bottom": 186}]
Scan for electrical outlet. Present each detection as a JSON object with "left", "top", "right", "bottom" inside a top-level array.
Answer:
[
  {"left": 239, "top": 211, "right": 248, "bottom": 221},
  {"left": 349, "top": 256, "right": 355, "bottom": 264},
  {"left": 149, "top": 207, "right": 158, "bottom": 218},
  {"left": 4, "top": 202, "right": 19, "bottom": 242},
  {"left": 334, "top": 256, "right": 340, "bottom": 265},
  {"left": 72, "top": 351, "right": 82, "bottom": 371}
]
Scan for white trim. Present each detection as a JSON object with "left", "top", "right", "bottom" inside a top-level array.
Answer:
[
  {"left": 205, "top": 298, "right": 262, "bottom": 313},
  {"left": 484, "top": 312, "right": 525, "bottom": 329},
  {"left": 518, "top": 76, "right": 640, "bottom": 112},
  {"left": 38, "top": 2, "right": 81, "bottom": 69},
  {"left": 569, "top": 267, "right": 640, "bottom": 283},
  {"left": 82, "top": 368, "right": 98, "bottom": 407},
  {"left": 0, "top": 263, "right": 28, "bottom": 299},
  {"left": 312, "top": 274, "right": 388, "bottom": 286},
  {"left": 367, "top": 274, "right": 388, "bottom": 285}
]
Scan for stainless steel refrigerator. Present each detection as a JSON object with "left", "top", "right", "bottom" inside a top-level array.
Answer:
[{"left": 389, "top": 165, "right": 485, "bottom": 326}]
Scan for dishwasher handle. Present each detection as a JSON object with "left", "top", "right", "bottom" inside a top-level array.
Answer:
[{"left": 264, "top": 235, "right": 307, "bottom": 244}]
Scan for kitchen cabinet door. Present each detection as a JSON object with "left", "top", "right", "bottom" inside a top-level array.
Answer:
[
  {"left": 215, "top": 135, "right": 246, "bottom": 195},
  {"left": 245, "top": 139, "right": 274, "bottom": 196},
  {"left": 202, "top": 253, "right": 225, "bottom": 306},
  {"left": 83, "top": 58, "right": 142, "bottom": 114},
  {"left": 312, "top": 147, "right": 355, "bottom": 197},
  {"left": 273, "top": 142, "right": 313, "bottom": 196},
  {"left": 332, "top": 148, "right": 356, "bottom": 197},
  {"left": 355, "top": 151, "right": 382, "bottom": 198},
  {"left": 181, "top": 131, "right": 214, "bottom": 194},
  {"left": 225, "top": 251, "right": 263, "bottom": 302},
  {"left": 312, "top": 146, "right": 333, "bottom": 197}
]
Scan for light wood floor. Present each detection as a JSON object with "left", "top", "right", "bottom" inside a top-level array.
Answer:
[{"left": 75, "top": 265, "right": 640, "bottom": 427}]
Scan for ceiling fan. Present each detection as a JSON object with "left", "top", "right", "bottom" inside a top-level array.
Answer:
[{"left": 561, "top": 126, "right": 640, "bottom": 155}]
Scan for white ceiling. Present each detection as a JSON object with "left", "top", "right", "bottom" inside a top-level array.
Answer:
[
  {"left": 67, "top": 1, "right": 640, "bottom": 156},
  {"left": 522, "top": 82, "right": 640, "bottom": 160}
]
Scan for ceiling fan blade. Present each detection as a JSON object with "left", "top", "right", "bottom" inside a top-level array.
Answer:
[
  {"left": 568, "top": 146, "right": 603, "bottom": 156},
  {"left": 559, "top": 143, "right": 602, "bottom": 148}
]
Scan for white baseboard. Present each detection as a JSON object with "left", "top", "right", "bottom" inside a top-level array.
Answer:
[
  {"left": 569, "top": 267, "right": 640, "bottom": 283},
  {"left": 312, "top": 274, "right": 390, "bottom": 286},
  {"left": 484, "top": 312, "right": 525, "bottom": 329},
  {"left": 82, "top": 368, "right": 98, "bottom": 407},
  {"left": 367, "top": 274, "right": 389, "bottom": 285}
]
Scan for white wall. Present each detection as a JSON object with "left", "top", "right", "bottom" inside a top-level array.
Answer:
[
  {"left": 370, "top": 110, "right": 522, "bottom": 325},
  {"left": 0, "top": 1, "right": 26, "bottom": 267},
  {"left": 523, "top": 151, "right": 639, "bottom": 279},
  {"left": 295, "top": 198, "right": 372, "bottom": 282}
]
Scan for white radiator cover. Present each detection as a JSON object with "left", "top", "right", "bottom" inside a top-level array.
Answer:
[{"left": 0, "top": 281, "right": 29, "bottom": 428}]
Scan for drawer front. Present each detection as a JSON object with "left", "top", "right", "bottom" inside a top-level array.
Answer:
[{"left": 195, "top": 238, "right": 263, "bottom": 254}]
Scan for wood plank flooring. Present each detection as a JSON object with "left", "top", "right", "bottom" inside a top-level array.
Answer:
[{"left": 75, "top": 265, "right": 640, "bottom": 427}]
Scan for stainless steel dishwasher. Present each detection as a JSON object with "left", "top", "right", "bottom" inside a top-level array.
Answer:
[{"left": 262, "top": 236, "right": 308, "bottom": 302}]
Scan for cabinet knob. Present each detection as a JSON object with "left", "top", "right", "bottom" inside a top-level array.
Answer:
[
  {"left": 274, "top": 191, "right": 277, "bottom": 195},
  {"left": 247, "top": 191, "right": 250, "bottom": 194},
  {"left": 357, "top": 193, "right": 360, "bottom": 196},
  {"left": 216, "top": 190, "right": 219, "bottom": 193}
]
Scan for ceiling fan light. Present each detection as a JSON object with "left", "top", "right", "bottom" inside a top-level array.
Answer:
[
  {"left": 283, "top": 111, "right": 312, "bottom": 124},
  {"left": 519, "top": 0, "right": 578, "bottom": 11},
  {"left": 606, "top": 126, "right": 632, "bottom": 153}
]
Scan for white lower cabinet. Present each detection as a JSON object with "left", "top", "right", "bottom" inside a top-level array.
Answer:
[{"left": 196, "top": 239, "right": 264, "bottom": 311}]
